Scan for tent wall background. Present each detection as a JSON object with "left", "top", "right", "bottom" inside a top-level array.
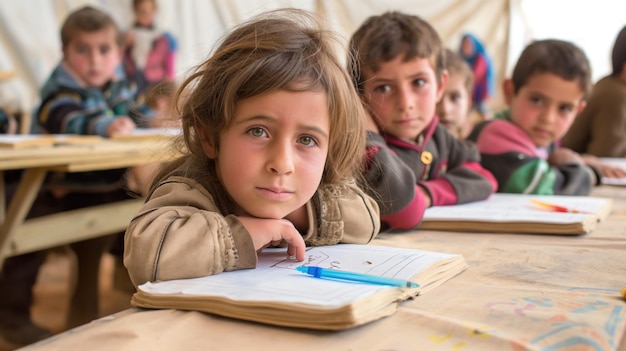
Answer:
[{"left": 0, "top": 0, "right": 623, "bottom": 119}]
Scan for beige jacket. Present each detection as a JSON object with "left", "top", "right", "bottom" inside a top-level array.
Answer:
[{"left": 124, "top": 163, "right": 381, "bottom": 287}]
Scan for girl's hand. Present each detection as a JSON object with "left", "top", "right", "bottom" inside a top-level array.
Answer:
[
  {"left": 107, "top": 116, "right": 136, "bottom": 137},
  {"left": 237, "top": 216, "right": 306, "bottom": 261}
]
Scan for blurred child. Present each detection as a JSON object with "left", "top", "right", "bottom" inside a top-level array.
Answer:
[
  {"left": 31, "top": 4, "right": 150, "bottom": 327},
  {"left": 123, "top": 0, "right": 176, "bottom": 112},
  {"left": 124, "top": 9, "right": 381, "bottom": 287},
  {"left": 562, "top": 25, "right": 626, "bottom": 158},
  {"left": 37, "top": 7, "right": 141, "bottom": 137},
  {"left": 347, "top": 11, "right": 497, "bottom": 230},
  {"left": 468, "top": 39, "right": 625, "bottom": 195},
  {"left": 143, "top": 79, "right": 181, "bottom": 128},
  {"left": 459, "top": 33, "right": 495, "bottom": 119},
  {"left": 436, "top": 48, "right": 474, "bottom": 139}
]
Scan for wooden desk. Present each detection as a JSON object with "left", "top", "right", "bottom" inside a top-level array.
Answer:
[
  {"left": 0, "top": 136, "right": 178, "bottom": 327},
  {"left": 20, "top": 186, "right": 626, "bottom": 350}
]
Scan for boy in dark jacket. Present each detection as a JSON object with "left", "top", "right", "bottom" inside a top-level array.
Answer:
[{"left": 348, "top": 12, "right": 497, "bottom": 230}]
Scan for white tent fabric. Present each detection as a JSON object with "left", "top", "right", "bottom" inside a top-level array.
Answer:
[{"left": 0, "top": 0, "right": 528, "bottom": 119}]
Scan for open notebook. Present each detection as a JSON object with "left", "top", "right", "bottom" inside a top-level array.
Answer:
[
  {"left": 131, "top": 243, "right": 468, "bottom": 330},
  {"left": 418, "top": 193, "right": 612, "bottom": 235}
]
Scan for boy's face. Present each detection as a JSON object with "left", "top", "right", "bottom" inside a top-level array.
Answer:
[
  {"left": 504, "top": 73, "right": 586, "bottom": 148},
  {"left": 436, "top": 71, "right": 471, "bottom": 138},
  {"left": 202, "top": 89, "right": 330, "bottom": 220},
  {"left": 362, "top": 55, "right": 447, "bottom": 142},
  {"left": 63, "top": 27, "right": 121, "bottom": 89}
]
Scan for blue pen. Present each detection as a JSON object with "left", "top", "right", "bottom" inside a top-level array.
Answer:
[{"left": 296, "top": 266, "right": 420, "bottom": 288}]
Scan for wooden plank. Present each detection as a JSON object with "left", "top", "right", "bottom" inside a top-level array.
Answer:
[
  {"left": 3, "top": 198, "right": 144, "bottom": 257},
  {"left": 0, "top": 168, "right": 47, "bottom": 267},
  {"left": 0, "top": 139, "right": 177, "bottom": 171},
  {"left": 0, "top": 134, "right": 103, "bottom": 149}
]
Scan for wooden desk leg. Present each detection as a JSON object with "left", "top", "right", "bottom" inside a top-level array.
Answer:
[
  {"left": 65, "top": 235, "right": 115, "bottom": 329},
  {"left": 0, "top": 168, "right": 47, "bottom": 268}
]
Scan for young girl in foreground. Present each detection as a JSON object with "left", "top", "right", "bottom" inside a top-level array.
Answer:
[{"left": 124, "top": 9, "right": 381, "bottom": 287}]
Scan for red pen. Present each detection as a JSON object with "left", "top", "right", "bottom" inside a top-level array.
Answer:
[{"left": 530, "top": 199, "right": 591, "bottom": 214}]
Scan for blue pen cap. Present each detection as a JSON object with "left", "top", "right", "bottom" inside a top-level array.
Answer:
[{"left": 296, "top": 266, "right": 323, "bottom": 278}]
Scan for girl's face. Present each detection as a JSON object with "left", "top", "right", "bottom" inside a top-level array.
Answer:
[
  {"left": 204, "top": 89, "right": 330, "bottom": 219},
  {"left": 362, "top": 55, "right": 447, "bottom": 142},
  {"left": 63, "top": 27, "right": 121, "bottom": 89}
]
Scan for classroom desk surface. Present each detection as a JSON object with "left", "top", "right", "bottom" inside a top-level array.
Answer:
[{"left": 21, "top": 186, "right": 626, "bottom": 351}]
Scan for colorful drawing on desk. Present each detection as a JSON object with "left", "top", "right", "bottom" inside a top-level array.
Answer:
[
  {"left": 483, "top": 288, "right": 625, "bottom": 350},
  {"left": 530, "top": 199, "right": 592, "bottom": 214}
]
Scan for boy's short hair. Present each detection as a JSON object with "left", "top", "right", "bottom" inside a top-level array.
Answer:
[
  {"left": 511, "top": 39, "right": 592, "bottom": 98},
  {"left": 444, "top": 48, "right": 474, "bottom": 94},
  {"left": 60, "top": 6, "right": 120, "bottom": 47},
  {"left": 348, "top": 11, "right": 445, "bottom": 94},
  {"left": 611, "top": 25, "right": 626, "bottom": 76}
]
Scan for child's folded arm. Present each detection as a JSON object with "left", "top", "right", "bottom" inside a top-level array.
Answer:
[
  {"left": 379, "top": 185, "right": 429, "bottom": 230},
  {"left": 552, "top": 163, "right": 595, "bottom": 195},
  {"left": 420, "top": 161, "right": 496, "bottom": 206},
  {"left": 124, "top": 177, "right": 257, "bottom": 287},
  {"left": 363, "top": 133, "right": 429, "bottom": 229}
]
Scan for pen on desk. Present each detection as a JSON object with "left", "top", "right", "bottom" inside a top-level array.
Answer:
[
  {"left": 296, "top": 266, "right": 420, "bottom": 288},
  {"left": 530, "top": 199, "right": 591, "bottom": 214}
]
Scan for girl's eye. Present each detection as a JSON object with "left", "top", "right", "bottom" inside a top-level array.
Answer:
[
  {"left": 298, "top": 135, "right": 317, "bottom": 147},
  {"left": 373, "top": 85, "right": 391, "bottom": 94},
  {"left": 247, "top": 127, "right": 267, "bottom": 138}
]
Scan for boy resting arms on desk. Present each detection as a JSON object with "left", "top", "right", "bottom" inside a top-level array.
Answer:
[{"left": 468, "top": 40, "right": 625, "bottom": 195}]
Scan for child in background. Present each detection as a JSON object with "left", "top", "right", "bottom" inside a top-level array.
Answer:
[
  {"left": 37, "top": 6, "right": 141, "bottom": 137},
  {"left": 36, "top": 3, "right": 155, "bottom": 323},
  {"left": 124, "top": 9, "right": 381, "bottom": 287},
  {"left": 468, "top": 39, "right": 624, "bottom": 195},
  {"left": 459, "top": 33, "right": 495, "bottom": 119},
  {"left": 347, "top": 11, "right": 497, "bottom": 231},
  {"left": 562, "top": 25, "right": 626, "bottom": 158},
  {"left": 123, "top": 0, "right": 176, "bottom": 115},
  {"left": 436, "top": 48, "right": 475, "bottom": 139}
]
